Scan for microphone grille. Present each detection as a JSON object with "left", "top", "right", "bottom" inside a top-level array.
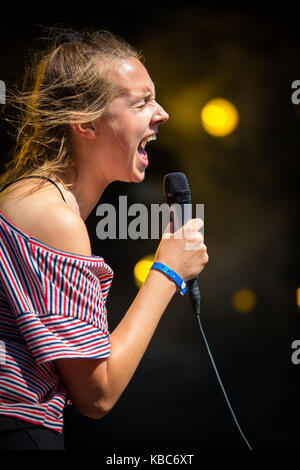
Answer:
[{"left": 163, "top": 172, "right": 190, "bottom": 194}]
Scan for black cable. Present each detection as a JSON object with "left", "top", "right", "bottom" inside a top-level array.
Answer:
[{"left": 194, "top": 303, "right": 253, "bottom": 450}]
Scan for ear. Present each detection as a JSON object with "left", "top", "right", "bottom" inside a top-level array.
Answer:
[{"left": 70, "top": 121, "right": 97, "bottom": 139}]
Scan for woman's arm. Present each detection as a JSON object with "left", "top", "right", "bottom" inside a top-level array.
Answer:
[
  {"left": 55, "top": 268, "right": 177, "bottom": 418},
  {"left": 33, "top": 204, "right": 207, "bottom": 419}
]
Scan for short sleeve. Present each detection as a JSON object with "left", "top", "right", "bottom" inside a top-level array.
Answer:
[{"left": 14, "top": 240, "right": 113, "bottom": 365}]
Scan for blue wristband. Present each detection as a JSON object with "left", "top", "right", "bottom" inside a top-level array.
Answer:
[{"left": 150, "top": 262, "right": 187, "bottom": 296}]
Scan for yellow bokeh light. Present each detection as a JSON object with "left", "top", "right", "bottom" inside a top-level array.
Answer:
[
  {"left": 297, "top": 288, "right": 300, "bottom": 307},
  {"left": 201, "top": 98, "right": 239, "bottom": 137},
  {"left": 133, "top": 254, "right": 155, "bottom": 289},
  {"left": 232, "top": 289, "right": 257, "bottom": 314}
]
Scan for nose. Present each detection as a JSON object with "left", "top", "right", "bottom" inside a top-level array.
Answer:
[{"left": 153, "top": 101, "right": 169, "bottom": 126}]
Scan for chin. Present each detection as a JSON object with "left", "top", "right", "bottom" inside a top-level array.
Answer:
[
  {"left": 138, "top": 170, "right": 147, "bottom": 182},
  {"left": 130, "top": 167, "right": 146, "bottom": 183}
]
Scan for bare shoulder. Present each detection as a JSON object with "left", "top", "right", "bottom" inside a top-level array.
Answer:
[
  {"left": 0, "top": 179, "right": 92, "bottom": 257},
  {"left": 31, "top": 203, "right": 92, "bottom": 257}
]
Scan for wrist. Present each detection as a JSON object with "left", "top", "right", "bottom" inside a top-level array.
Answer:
[
  {"left": 153, "top": 257, "right": 183, "bottom": 279},
  {"left": 150, "top": 262, "right": 187, "bottom": 296},
  {"left": 146, "top": 268, "right": 178, "bottom": 295}
]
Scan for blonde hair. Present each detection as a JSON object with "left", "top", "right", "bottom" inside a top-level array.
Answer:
[{"left": 0, "top": 26, "right": 142, "bottom": 190}]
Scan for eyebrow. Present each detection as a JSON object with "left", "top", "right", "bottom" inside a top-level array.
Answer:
[
  {"left": 128, "top": 90, "right": 155, "bottom": 103},
  {"left": 142, "top": 91, "right": 154, "bottom": 100}
]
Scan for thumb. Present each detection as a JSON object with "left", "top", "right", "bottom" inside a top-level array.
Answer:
[{"left": 162, "top": 220, "right": 174, "bottom": 239}]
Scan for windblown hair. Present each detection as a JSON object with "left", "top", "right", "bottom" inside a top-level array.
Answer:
[{"left": 0, "top": 26, "right": 142, "bottom": 190}]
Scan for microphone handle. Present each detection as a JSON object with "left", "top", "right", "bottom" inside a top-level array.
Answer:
[
  {"left": 169, "top": 202, "right": 201, "bottom": 316},
  {"left": 187, "top": 277, "right": 201, "bottom": 315}
]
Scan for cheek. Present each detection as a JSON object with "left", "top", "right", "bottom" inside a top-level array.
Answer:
[
  {"left": 99, "top": 111, "right": 147, "bottom": 155},
  {"left": 110, "top": 119, "right": 134, "bottom": 146},
  {"left": 100, "top": 124, "right": 129, "bottom": 153}
]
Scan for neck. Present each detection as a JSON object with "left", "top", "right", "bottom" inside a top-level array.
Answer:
[{"left": 61, "top": 165, "right": 110, "bottom": 221}]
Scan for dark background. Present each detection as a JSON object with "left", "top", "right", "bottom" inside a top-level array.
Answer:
[{"left": 0, "top": 2, "right": 299, "bottom": 452}]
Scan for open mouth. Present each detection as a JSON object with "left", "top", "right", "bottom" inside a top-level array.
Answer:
[{"left": 137, "top": 134, "right": 157, "bottom": 157}]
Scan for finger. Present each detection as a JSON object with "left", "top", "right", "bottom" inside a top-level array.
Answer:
[
  {"left": 191, "top": 218, "right": 204, "bottom": 231},
  {"left": 183, "top": 225, "right": 204, "bottom": 243},
  {"left": 184, "top": 218, "right": 204, "bottom": 232}
]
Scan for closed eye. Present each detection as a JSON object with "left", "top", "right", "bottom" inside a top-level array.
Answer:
[{"left": 136, "top": 98, "right": 156, "bottom": 109}]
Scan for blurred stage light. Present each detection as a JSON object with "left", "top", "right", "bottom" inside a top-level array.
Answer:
[
  {"left": 232, "top": 289, "right": 257, "bottom": 313},
  {"left": 201, "top": 98, "right": 239, "bottom": 137},
  {"left": 297, "top": 288, "right": 300, "bottom": 308},
  {"left": 133, "top": 254, "right": 155, "bottom": 289}
]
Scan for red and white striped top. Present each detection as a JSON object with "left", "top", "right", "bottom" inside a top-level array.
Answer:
[{"left": 0, "top": 208, "right": 113, "bottom": 432}]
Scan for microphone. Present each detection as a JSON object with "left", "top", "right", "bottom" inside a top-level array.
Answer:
[
  {"left": 163, "top": 172, "right": 253, "bottom": 450},
  {"left": 163, "top": 172, "right": 201, "bottom": 315}
]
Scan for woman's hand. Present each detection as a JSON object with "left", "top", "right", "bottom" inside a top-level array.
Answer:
[{"left": 154, "top": 218, "right": 209, "bottom": 281}]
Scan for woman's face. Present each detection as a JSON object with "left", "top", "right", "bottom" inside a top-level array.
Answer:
[{"left": 94, "top": 57, "right": 169, "bottom": 184}]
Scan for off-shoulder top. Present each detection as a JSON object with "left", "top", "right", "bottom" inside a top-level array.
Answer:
[{"left": 0, "top": 177, "right": 113, "bottom": 431}]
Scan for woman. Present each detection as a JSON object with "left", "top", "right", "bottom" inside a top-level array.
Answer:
[{"left": 0, "top": 28, "right": 208, "bottom": 450}]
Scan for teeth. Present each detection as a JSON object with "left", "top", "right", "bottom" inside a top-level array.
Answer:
[
  {"left": 146, "top": 135, "right": 157, "bottom": 143},
  {"left": 140, "top": 134, "right": 157, "bottom": 149}
]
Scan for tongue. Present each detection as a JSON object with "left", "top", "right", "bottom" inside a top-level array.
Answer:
[{"left": 138, "top": 146, "right": 147, "bottom": 157}]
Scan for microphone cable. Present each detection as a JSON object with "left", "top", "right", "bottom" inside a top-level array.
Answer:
[
  {"left": 193, "top": 299, "right": 253, "bottom": 450},
  {"left": 163, "top": 171, "right": 252, "bottom": 450}
]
